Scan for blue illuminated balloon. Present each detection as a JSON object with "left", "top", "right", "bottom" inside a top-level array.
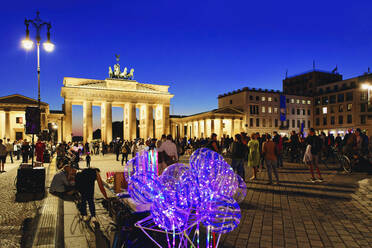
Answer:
[
  {"left": 201, "top": 195, "right": 241, "bottom": 234},
  {"left": 151, "top": 183, "right": 191, "bottom": 231},
  {"left": 128, "top": 172, "right": 161, "bottom": 204},
  {"left": 233, "top": 175, "right": 247, "bottom": 203}
]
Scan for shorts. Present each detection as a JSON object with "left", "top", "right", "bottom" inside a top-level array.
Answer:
[{"left": 0, "top": 156, "right": 5, "bottom": 163}]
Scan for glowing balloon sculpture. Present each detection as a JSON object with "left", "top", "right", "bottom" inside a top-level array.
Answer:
[{"left": 126, "top": 148, "right": 246, "bottom": 247}]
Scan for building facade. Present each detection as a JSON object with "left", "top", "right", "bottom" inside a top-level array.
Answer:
[
  {"left": 218, "top": 88, "right": 313, "bottom": 136},
  {"left": 313, "top": 73, "right": 372, "bottom": 135}
]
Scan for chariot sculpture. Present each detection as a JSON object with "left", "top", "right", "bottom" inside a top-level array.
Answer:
[{"left": 108, "top": 54, "right": 134, "bottom": 80}]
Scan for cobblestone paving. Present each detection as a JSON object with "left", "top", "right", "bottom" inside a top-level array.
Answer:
[
  {"left": 219, "top": 164, "right": 372, "bottom": 248},
  {"left": 0, "top": 160, "right": 44, "bottom": 248}
]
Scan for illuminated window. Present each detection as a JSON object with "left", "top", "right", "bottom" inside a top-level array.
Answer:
[
  {"left": 302, "top": 100, "right": 306, "bottom": 104},
  {"left": 274, "top": 107, "right": 278, "bottom": 114},
  {"left": 268, "top": 107, "right": 272, "bottom": 113},
  {"left": 16, "top": 117, "right": 23, "bottom": 124},
  {"left": 268, "top": 97, "right": 272, "bottom": 102},
  {"left": 347, "top": 103, "right": 352, "bottom": 111},
  {"left": 296, "top": 99, "right": 300, "bottom": 104},
  {"left": 262, "top": 96, "right": 266, "bottom": 101},
  {"left": 262, "top": 106, "right": 266, "bottom": 113},
  {"left": 307, "top": 100, "right": 311, "bottom": 104},
  {"left": 322, "top": 107, "right": 328, "bottom": 114},
  {"left": 291, "top": 99, "right": 294, "bottom": 103}
]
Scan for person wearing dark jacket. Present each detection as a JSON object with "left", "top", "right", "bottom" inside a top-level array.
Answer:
[
  {"left": 231, "top": 134, "right": 246, "bottom": 180},
  {"left": 75, "top": 168, "right": 107, "bottom": 222},
  {"left": 305, "top": 128, "right": 323, "bottom": 183}
]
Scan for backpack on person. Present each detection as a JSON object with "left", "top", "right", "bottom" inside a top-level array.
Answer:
[{"left": 121, "top": 146, "right": 127, "bottom": 154}]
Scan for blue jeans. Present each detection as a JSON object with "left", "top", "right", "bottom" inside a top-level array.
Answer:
[{"left": 232, "top": 159, "right": 245, "bottom": 180}]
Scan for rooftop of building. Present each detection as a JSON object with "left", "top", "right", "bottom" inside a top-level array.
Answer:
[
  {"left": 218, "top": 87, "right": 282, "bottom": 99},
  {"left": 284, "top": 69, "right": 342, "bottom": 80}
]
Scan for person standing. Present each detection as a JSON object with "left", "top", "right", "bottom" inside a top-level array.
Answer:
[
  {"left": 305, "top": 128, "right": 323, "bottom": 183},
  {"left": 273, "top": 131, "right": 283, "bottom": 168},
  {"left": 13, "top": 141, "right": 19, "bottom": 161},
  {"left": 158, "top": 135, "right": 178, "bottom": 174},
  {"left": 21, "top": 139, "right": 31, "bottom": 163},
  {"left": 262, "top": 134, "right": 280, "bottom": 185},
  {"left": 231, "top": 134, "right": 246, "bottom": 180},
  {"left": 248, "top": 133, "right": 260, "bottom": 180},
  {"left": 35, "top": 140, "right": 46, "bottom": 165},
  {"left": 0, "top": 139, "right": 7, "bottom": 172},
  {"left": 5, "top": 139, "right": 14, "bottom": 164},
  {"left": 75, "top": 167, "right": 108, "bottom": 222},
  {"left": 115, "top": 142, "right": 121, "bottom": 161},
  {"left": 121, "top": 141, "right": 130, "bottom": 166},
  {"left": 207, "top": 133, "right": 220, "bottom": 153},
  {"left": 86, "top": 152, "right": 91, "bottom": 168}
]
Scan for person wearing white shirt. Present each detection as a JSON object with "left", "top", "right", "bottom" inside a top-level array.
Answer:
[{"left": 158, "top": 135, "right": 178, "bottom": 174}]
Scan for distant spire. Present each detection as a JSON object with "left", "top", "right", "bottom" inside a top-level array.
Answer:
[
  {"left": 368, "top": 67, "right": 371, "bottom": 74},
  {"left": 313, "top": 60, "right": 315, "bottom": 71},
  {"left": 285, "top": 69, "right": 288, "bottom": 79}
]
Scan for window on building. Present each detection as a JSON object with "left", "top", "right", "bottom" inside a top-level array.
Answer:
[
  {"left": 286, "top": 120, "right": 289, "bottom": 127},
  {"left": 322, "top": 107, "right": 327, "bottom": 114},
  {"left": 361, "top": 103, "right": 366, "bottom": 112},
  {"left": 274, "top": 98, "right": 278, "bottom": 102},
  {"left": 330, "top": 106, "right": 335, "bottom": 113},
  {"left": 330, "top": 95, "right": 336, "bottom": 104},
  {"left": 337, "top": 94, "right": 344, "bottom": 102},
  {"left": 316, "top": 118, "right": 320, "bottom": 126},
  {"left": 302, "top": 100, "right": 306, "bottom": 104},
  {"left": 347, "top": 103, "right": 352, "bottom": 111},
  {"left": 249, "top": 95, "right": 253, "bottom": 100},
  {"left": 297, "top": 120, "right": 300, "bottom": 128},
  {"left": 268, "top": 97, "right": 272, "bottom": 102},
  {"left": 263, "top": 119, "right": 266, "bottom": 127},
  {"left": 315, "top": 97, "right": 320, "bottom": 106},
  {"left": 296, "top": 99, "right": 300, "bottom": 104},
  {"left": 274, "top": 107, "right": 278, "bottom": 114},
  {"left": 292, "top": 108, "right": 295, "bottom": 115},
  {"left": 275, "top": 119, "right": 278, "bottom": 127},
  {"left": 316, "top": 108, "right": 320, "bottom": 115},
  {"left": 307, "top": 100, "right": 311, "bottom": 105},
  {"left": 331, "top": 116, "right": 335, "bottom": 125},
  {"left": 339, "top": 104, "right": 343, "bottom": 112},
  {"left": 322, "top": 96, "right": 328, "bottom": 105},
  {"left": 292, "top": 119, "right": 295, "bottom": 127},
  {"left": 334, "top": 85, "right": 338, "bottom": 91},
  {"left": 290, "top": 98, "right": 294, "bottom": 103},
  {"left": 302, "top": 109, "right": 305, "bottom": 115},
  {"left": 262, "top": 96, "right": 266, "bottom": 101},
  {"left": 347, "top": 114, "right": 352, "bottom": 124},
  {"left": 256, "top": 96, "right": 259, "bottom": 101},
  {"left": 308, "top": 120, "right": 311, "bottom": 128},
  {"left": 268, "top": 107, "right": 272, "bottom": 113},
  {"left": 323, "top": 116, "right": 327, "bottom": 125},
  {"left": 286, "top": 99, "right": 290, "bottom": 103},
  {"left": 250, "top": 105, "right": 259, "bottom": 114},
  {"left": 297, "top": 109, "right": 300, "bottom": 115},
  {"left": 269, "top": 119, "right": 272, "bottom": 127},
  {"left": 16, "top": 117, "right": 23, "bottom": 124},
  {"left": 361, "top": 92, "right": 368, "bottom": 101},
  {"left": 338, "top": 115, "right": 343, "bottom": 124},
  {"left": 346, "top": 92, "right": 353, "bottom": 101},
  {"left": 361, "top": 115, "right": 366, "bottom": 124},
  {"left": 262, "top": 106, "right": 266, "bottom": 113},
  {"left": 308, "top": 109, "right": 311, "bottom": 115},
  {"left": 256, "top": 118, "right": 260, "bottom": 127},
  {"left": 250, "top": 118, "right": 254, "bottom": 127},
  {"left": 229, "top": 100, "right": 233, "bottom": 104}
]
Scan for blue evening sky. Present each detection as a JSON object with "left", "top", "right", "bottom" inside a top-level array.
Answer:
[{"left": 1, "top": 1, "right": 372, "bottom": 135}]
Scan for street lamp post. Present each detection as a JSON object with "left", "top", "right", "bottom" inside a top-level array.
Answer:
[{"left": 22, "top": 11, "right": 54, "bottom": 166}]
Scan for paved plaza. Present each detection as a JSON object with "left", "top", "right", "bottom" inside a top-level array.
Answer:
[{"left": 0, "top": 154, "right": 371, "bottom": 247}]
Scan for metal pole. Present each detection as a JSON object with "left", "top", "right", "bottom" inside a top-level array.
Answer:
[{"left": 37, "top": 41, "right": 40, "bottom": 107}]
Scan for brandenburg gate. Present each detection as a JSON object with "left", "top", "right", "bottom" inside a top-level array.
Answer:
[{"left": 61, "top": 58, "right": 173, "bottom": 143}]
